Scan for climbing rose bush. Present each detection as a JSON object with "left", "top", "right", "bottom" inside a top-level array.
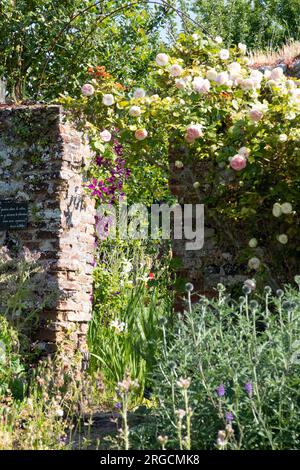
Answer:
[{"left": 62, "top": 33, "right": 300, "bottom": 281}]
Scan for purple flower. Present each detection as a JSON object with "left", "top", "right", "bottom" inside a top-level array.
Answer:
[
  {"left": 225, "top": 411, "right": 234, "bottom": 423},
  {"left": 115, "top": 402, "right": 122, "bottom": 410},
  {"left": 90, "top": 155, "right": 130, "bottom": 203},
  {"left": 216, "top": 384, "right": 225, "bottom": 397},
  {"left": 244, "top": 382, "right": 253, "bottom": 397},
  {"left": 114, "top": 143, "right": 124, "bottom": 156}
]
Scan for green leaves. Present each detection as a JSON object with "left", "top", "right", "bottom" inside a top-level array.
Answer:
[{"left": 0, "top": 0, "right": 171, "bottom": 101}]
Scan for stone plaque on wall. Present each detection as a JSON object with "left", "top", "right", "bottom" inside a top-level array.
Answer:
[{"left": 0, "top": 200, "right": 28, "bottom": 230}]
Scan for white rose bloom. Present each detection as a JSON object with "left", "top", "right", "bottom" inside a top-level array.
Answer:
[
  {"left": 279, "top": 133, "right": 288, "bottom": 142},
  {"left": 270, "top": 67, "right": 284, "bottom": 81},
  {"left": 281, "top": 202, "right": 293, "bottom": 214},
  {"left": 238, "top": 43, "right": 247, "bottom": 54},
  {"left": 267, "top": 79, "right": 278, "bottom": 87},
  {"left": 248, "top": 238, "right": 258, "bottom": 248},
  {"left": 129, "top": 105, "right": 142, "bottom": 117},
  {"left": 175, "top": 78, "right": 186, "bottom": 89},
  {"left": 100, "top": 129, "right": 112, "bottom": 142},
  {"left": 229, "top": 65, "right": 242, "bottom": 80},
  {"left": 272, "top": 203, "right": 282, "bottom": 217},
  {"left": 240, "top": 78, "right": 255, "bottom": 91},
  {"left": 102, "top": 93, "right": 114, "bottom": 106},
  {"left": 133, "top": 88, "right": 146, "bottom": 98},
  {"left": 216, "top": 71, "right": 229, "bottom": 85},
  {"left": 219, "top": 49, "right": 230, "bottom": 60},
  {"left": 248, "top": 257, "right": 261, "bottom": 270},
  {"left": 170, "top": 64, "right": 184, "bottom": 77},
  {"left": 55, "top": 408, "right": 64, "bottom": 417},
  {"left": 277, "top": 234, "right": 288, "bottom": 245},
  {"left": 215, "top": 36, "right": 223, "bottom": 44},
  {"left": 228, "top": 62, "right": 241, "bottom": 74},
  {"left": 250, "top": 70, "right": 263, "bottom": 86},
  {"left": 250, "top": 70, "right": 264, "bottom": 82},
  {"left": 156, "top": 53, "right": 169, "bottom": 66},
  {"left": 193, "top": 77, "right": 211, "bottom": 93},
  {"left": 264, "top": 69, "right": 272, "bottom": 79},
  {"left": 206, "top": 68, "right": 218, "bottom": 81}
]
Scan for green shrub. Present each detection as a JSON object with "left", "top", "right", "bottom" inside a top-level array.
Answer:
[
  {"left": 133, "top": 281, "right": 300, "bottom": 449},
  {"left": 0, "top": 315, "right": 26, "bottom": 399},
  {"left": 88, "top": 238, "right": 174, "bottom": 396}
]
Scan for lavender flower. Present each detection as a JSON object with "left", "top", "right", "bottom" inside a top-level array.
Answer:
[
  {"left": 244, "top": 382, "right": 253, "bottom": 397},
  {"left": 216, "top": 384, "right": 225, "bottom": 397},
  {"left": 115, "top": 402, "right": 122, "bottom": 410},
  {"left": 225, "top": 411, "right": 234, "bottom": 423}
]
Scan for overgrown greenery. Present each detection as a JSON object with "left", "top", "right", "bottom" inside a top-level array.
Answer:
[
  {"left": 2, "top": 245, "right": 300, "bottom": 449},
  {"left": 1, "top": 0, "right": 300, "bottom": 452},
  {"left": 0, "top": 0, "right": 171, "bottom": 101},
  {"left": 129, "top": 281, "right": 300, "bottom": 450},
  {"left": 62, "top": 31, "right": 300, "bottom": 285},
  {"left": 190, "top": 0, "right": 300, "bottom": 50},
  {"left": 89, "top": 238, "right": 174, "bottom": 395}
]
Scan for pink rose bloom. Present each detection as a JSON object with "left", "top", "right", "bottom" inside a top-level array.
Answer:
[
  {"left": 135, "top": 128, "right": 148, "bottom": 140},
  {"left": 170, "top": 64, "right": 183, "bottom": 77},
  {"left": 193, "top": 77, "right": 211, "bottom": 93},
  {"left": 185, "top": 124, "right": 203, "bottom": 143},
  {"left": 216, "top": 72, "right": 229, "bottom": 85},
  {"left": 249, "top": 107, "right": 263, "bottom": 122},
  {"left": 230, "top": 154, "right": 247, "bottom": 171},
  {"left": 100, "top": 129, "right": 112, "bottom": 142},
  {"left": 129, "top": 105, "right": 142, "bottom": 117},
  {"left": 81, "top": 83, "right": 95, "bottom": 96},
  {"left": 270, "top": 67, "right": 284, "bottom": 81},
  {"left": 133, "top": 88, "right": 146, "bottom": 98}
]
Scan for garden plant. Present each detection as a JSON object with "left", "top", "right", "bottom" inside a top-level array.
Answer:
[{"left": 0, "top": 0, "right": 300, "bottom": 454}]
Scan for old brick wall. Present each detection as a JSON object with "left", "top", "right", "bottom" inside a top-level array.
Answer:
[
  {"left": 0, "top": 105, "right": 95, "bottom": 352},
  {"left": 169, "top": 146, "right": 248, "bottom": 296}
]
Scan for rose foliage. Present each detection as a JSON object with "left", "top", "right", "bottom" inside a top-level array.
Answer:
[{"left": 62, "top": 32, "right": 300, "bottom": 282}]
